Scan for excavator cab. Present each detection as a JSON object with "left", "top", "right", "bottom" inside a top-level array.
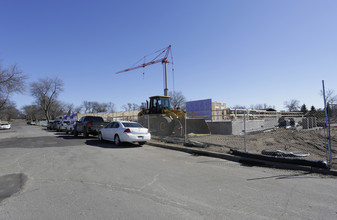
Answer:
[{"left": 149, "top": 96, "right": 171, "bottom": 114}]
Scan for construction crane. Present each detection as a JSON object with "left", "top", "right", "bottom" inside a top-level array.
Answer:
[
  {"left": 116, "top": 45, "right": 172, "bottom": 96},
  {"left": 116, "top": 45, "right": 210, "bottom": 137}
]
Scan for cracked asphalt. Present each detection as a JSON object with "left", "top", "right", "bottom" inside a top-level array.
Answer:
[{"left": 0, "top": 120, "right": 337, "bottom": 219}]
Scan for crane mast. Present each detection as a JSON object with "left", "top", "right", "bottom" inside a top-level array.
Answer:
[{"left": 116, "top": 45, "right": 172, "bottom": 96}]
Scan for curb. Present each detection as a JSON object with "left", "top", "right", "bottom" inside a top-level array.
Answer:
[{"left": 148, "top": 140, "right": 337, "bottom": 177}]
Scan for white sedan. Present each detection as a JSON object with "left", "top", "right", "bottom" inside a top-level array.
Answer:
[
  {"left": 0, "top": 123, "right": 11, "bottom": 130},
  {"left": 98, "top": 121, "right": 151, "bottom": 146}
]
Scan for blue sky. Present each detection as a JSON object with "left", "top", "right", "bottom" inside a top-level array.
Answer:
[{"left": 1, "top": 0, "right": 336, "bottom": 111}]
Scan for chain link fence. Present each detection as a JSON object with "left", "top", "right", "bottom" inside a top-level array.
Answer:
[
  {"left": 64, "top": 107, "right": 335, "bottom": 169},
  {"left": 187, "top": 108, "right": 336, "bottom": 169}
]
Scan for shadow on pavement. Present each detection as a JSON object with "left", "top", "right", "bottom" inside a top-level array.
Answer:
[
  {"left": 85, "top": 139, "right": 141, "bottom": 149},
  {"left": 0, "top": 173, "right": 27, "bottom": 203},
  {"left": 246, "top": 171, "right": 315, "bottom": 181},
  {"left": 56, "top": 134, "right": 92, "bottom": 140}
]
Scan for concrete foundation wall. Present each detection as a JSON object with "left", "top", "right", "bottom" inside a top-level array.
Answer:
[
  {"left": 206, "top": 121, "right": 233, "bottom": 135},
  {"left": 207, "top": 118, "right": 278, "bottom": 135}
]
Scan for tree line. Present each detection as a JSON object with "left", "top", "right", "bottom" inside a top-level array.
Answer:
[
  {"left": 1, "top": 61, "right": 335, "bottom": 122},
  {"left": 0, "top": 62, "right": 187, "bottom": 122}
]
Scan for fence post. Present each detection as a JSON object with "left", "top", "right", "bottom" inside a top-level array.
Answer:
[
  {"left": 244, "top": 111, "right": 247, "bottom": 152},
  {"left": 148, "top": 115, "right": 150, "bottom": 131},
  {"left": 322, "top": 80, "right": 332, "bottom": 165},
  {"left": 185, "top": 113, "right": 187, "bottom": 144}
]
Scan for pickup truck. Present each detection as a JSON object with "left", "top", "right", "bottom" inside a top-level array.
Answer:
[{"left": 74, "top": 116, "right": 108, "bottom": 138}]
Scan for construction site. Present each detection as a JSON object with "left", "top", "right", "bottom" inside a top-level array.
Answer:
[
  {"left": 49, "top": 45, "right": 334, "bottom": 171},
  {"left": 59, "top": 99, "right": 336, "bottom": 170}
]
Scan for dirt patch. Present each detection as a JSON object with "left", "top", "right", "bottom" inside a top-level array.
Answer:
[{"left": 188, "top": 127, "right": 337, "bottom": 170}]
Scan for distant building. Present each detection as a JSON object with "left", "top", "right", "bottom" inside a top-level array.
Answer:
[{"left": 186, "top": 99, "right": 226, "bottom": 121}]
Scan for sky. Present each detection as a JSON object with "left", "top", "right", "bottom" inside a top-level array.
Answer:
[{"left": 1, "top": 0, "right": 337, "bottom": 112}]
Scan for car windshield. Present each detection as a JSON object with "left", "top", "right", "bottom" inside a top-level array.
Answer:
[{"left": 122, "top": 122, "right": 143, "bottom": 128}]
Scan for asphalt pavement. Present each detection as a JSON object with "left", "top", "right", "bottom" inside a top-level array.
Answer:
[{"left": 1, "top": 120, "right": 337, "bottom": 219}]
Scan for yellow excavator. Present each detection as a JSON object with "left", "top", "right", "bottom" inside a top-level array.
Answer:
[
  {"left": 137, "top": 95, "right": 210, "bottom": 136},
  {"left": 117, "top": 45, "right": 210, "bottom": 136}
]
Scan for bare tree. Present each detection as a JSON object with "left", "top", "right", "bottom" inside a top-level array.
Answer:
[
  {"left": 284, "top": 99, "right": 300, "bottom": 112},
  {"left": 82, "top": 101, "right": 92, "bottom": 113},
  {"left": 122, "top": 103, "right": 140, "bottom": 111},
  {"left": 74, "top": 106, "right": 82, "bottom": 113},
  {"left": 231, "top": 105, "right": 247, "bottom": 109},
  {"left": 106, "top": 102, "right": 116, "bottom": 113},
  {"left": 49, "top": 100, "right": 65, "bottom": 120},
  {"left": 22, "top": 104, "right": 45, "bottom": 121},
  {"left": 321, "top": 89, "right": 337, "bottom": 104},
  {"left": 132, "top": 103, "right": 140, "bottom": 111},
  {"left": 169, "top": 91, "right": 186, "bottom": 110},
  {"left": 250, "top": 103, "right": 275, "bottom": 110},
  {"left": 95, "top": 102, "right": 108, "bottom": 113},
  {"left": 30, "top": 77, "right": 64, "bottom": 122},
  {"left": 0, "top": 63, "right": 26, "bottom": 110},
  {"left": 81, "top": 101, "right": 116, "bottom": 113},
  {"left": 22, "top": 105, "right": 38, "bottom": 121},
  {"left": 82, "top": 101, "right": 101, "bottom": 113},
  {"left": 0, "top": 100, "right": 20, "bottom": 121},
  {"left": 63, "top": 103, "right": 74, "bottom": 115}
]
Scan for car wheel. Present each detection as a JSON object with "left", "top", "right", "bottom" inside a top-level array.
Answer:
[
  {"left": 138, "top": 141, "right": 146, "bottom": 146},
  {"left": 98, "top": 132, "right": 104, "bottom": 142},
  {"left": 114, "top": 135, "right": 121, "bottom": 146},
  {"left": 74, "top": 129, "right": 78, "bottom": 137},
  {"left": 83, "top": 128, "right": 89, "bottom": 138}
]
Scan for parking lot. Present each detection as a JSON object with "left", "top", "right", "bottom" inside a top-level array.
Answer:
[{"left": 0, "top": 120, "right": 337, "bottom": 219}]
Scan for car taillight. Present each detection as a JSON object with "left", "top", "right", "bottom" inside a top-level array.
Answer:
[
  {"left": 88, "top": 123, "right": 92, "bottom": 129},
  {"left": 148, "top": 129, "right": 150, "bottom": 133},
  {"left": 124, "top": 128, "right": 131, "bottom": 133}
]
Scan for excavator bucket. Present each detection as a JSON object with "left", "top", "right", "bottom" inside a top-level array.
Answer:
[
  {"left": 172, "top": 116, "right": 210, "bottom": 136},
  {"left": 185, "top": 118, "right": 210, "bottom": 135}
]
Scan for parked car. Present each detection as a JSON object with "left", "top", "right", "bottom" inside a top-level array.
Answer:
[
  {"left": 47, "top": 121, "right": 55, "bottom": 130},
  {"left": 0, "top": 123, "right": 11, "bottom": 130},
  {"left": 66, "top": 120, "right": 76, "bottom": 134},
  {"left": 53, "top": 121, "right": 61, "bottom": 130},
  {"left": 39, "top": 120, "right": 48, "bottom": 127},
  {"left": 74, "top": 116, "right": 109, "bottom": 138},
  {"left": 47, "top": 120, "right": 59, "bottom": 130},
  {"left": 98, "top": 121, "right": 151, "bottom": 146},
  {"left": 56, "top": 120, "right": 69, "bottom": 132}
]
